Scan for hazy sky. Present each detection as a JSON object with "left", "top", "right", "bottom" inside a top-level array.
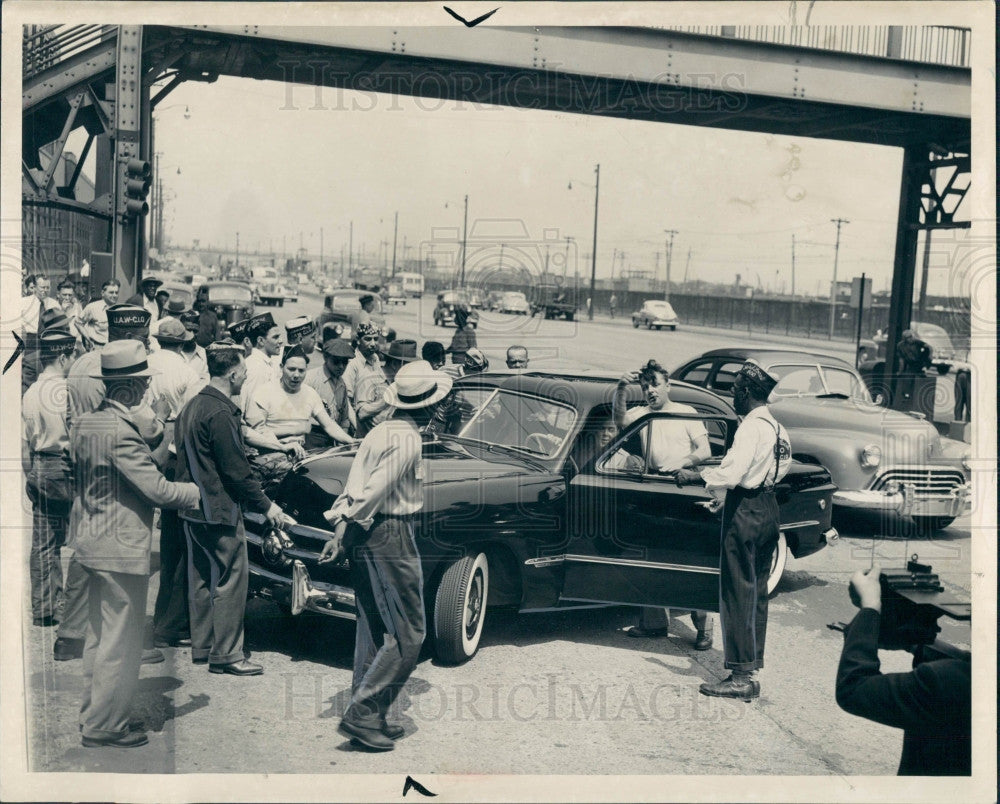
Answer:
[{"left": 93, "top": 38, "right": 964, "bottom": 298}]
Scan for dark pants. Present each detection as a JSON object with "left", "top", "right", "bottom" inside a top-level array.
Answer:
[
  {"left": 953, "top": 369, "right": 971, "bottom": 422},
  {"left": 25, "top": 454, "right": 73, "bottom": 621},
  {"left": 344, "top": 516, "right": 425, "bottom": 723},
  {"left": 719, "top": 487, "right": 779, "bottom": 672},
  {"left": 153, "top": 462, "right": 189, "bottom": 641},
  {"left": 184, "top": 519, "right": 248, "bottom": 665},
  {"left": 57, "top": 555, "right": 90, "bottom": 640},
  {"left": 639, "top": 607, "right": 710, "bottom": 633},
  {"left": 21, "top": 334, "right": 40, "bottom": 395},
  {"left": 79, "top": 568, "right": 148, "bottom": 740}
]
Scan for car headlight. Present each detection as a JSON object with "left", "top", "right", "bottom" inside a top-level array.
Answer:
[
  {"left": 961, "top": 456, "right": 971, "bottom": 472},
  {"left": 860, "top": 444, "right": 882, "bottom": 468}
]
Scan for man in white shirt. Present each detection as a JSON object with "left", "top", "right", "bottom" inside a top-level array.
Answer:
[
  {"left": 319, "top": 361, "right": 452, "bottom": 752},
  {"left": 239, "top": 312, "right": 282, "bottom": 413},
  {"left": 20, "top": 275, "right": 63, "bottom": 392},
  {"left": 126, "top": 275, "right": 164, "bottom": 321},
  {"left": 676, "top": 359, "right": 791, "bottom": 701},
  {"left": 76, "top": 279, "right": 120, "bottom": 349},
  {"left": 613, "top": 359, "right": 713, "bottom": 648}
]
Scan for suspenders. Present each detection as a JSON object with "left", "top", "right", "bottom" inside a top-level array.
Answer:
[{"left": 756, "top": 417, "right": 783, "bottom": 492}]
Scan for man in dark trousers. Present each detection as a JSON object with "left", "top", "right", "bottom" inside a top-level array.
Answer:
[
  {"left": 319, "top": 360, "right": 453, "bottom": 751},
  {"left": 895, "top": 328, "right": 932, "bottom": 411},
  {"left": 71, "top": 341, "right": 200, "bottom": 748},
  {"left": 676, "top": 360, "right": 790, "bottom": 700},
  {"left": 836, "top": 566, "right": 971, "bottom": 775},
  {"left": 173, "top": 340, "right": 295, "bottom": 676}
]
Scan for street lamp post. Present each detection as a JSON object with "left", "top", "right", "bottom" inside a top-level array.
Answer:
[
  {"left": 568, "top": 165, "right": 601, "bottom": 321},
  {"left": 461, "top": 194, "right": 469, "bottom": 287},
  {"left": 663, "top": 229, "right": 677, "bottom": 301}
]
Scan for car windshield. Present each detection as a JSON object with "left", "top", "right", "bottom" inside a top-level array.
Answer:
[
  {"left": 333, "top": 294, "right": 381, "bottom": 312},
  {"left": 442, "top": 291, "right": 471, "bottom": 304},
  {"left": 207, "top": 284, "right": 253, "bottom": 303},
  {"left": 457, "top": 389, "right": 577, "bottom": 457},
  {"left": 502, "top": 292, "right": 526, "bottom": 302},
  {"left": 913, "top": 322, "right": 954, "bottom": 353},
  {"left": 770, "top": 363, "right": 872, "bottom": 403},
  {"left": 163, "top": 285, "right": 194, "bottom": 306}
]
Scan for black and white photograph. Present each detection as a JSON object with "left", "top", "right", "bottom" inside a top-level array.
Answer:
[{"left": 2, "top": 2, "right": 995, "bottom": 802}]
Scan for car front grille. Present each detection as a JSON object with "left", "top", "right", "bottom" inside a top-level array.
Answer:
[{"left": 870, "top": 468, "right": 967, "bottom": 497}]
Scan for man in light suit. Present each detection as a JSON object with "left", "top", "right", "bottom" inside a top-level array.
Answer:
[{"left": 71, "top": 341, "right": 200, "bottom": 748}]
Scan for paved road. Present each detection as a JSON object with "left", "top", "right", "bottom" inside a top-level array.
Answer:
[{"left": 21, "top": 292, "right": 972, "bottom": 780}]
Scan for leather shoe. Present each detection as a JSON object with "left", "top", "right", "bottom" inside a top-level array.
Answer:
[
  {"left": 54, "top": 637, "right": 85, "bottom": 661},
  {"left": 209, "top": 659, "right": 263, "bottom": 676},
  {"left": 82, "top": 730, "right": 149, "bottom": 748},
  {"left": 623, "top": 625, "right": 669, "bottom": 639},
  {"left": 141, "top": 648, "right": 165, "bottom": 665},
  {"left": 338, "top": 718, "right": 394, "bottom": 751},
  {"left": 699, "top": 674, "right": 760, "bottom": 701},
  {"left": 153, "top": 635, "right": 192, "bottom": 648},
  {"left": 694, "top": 630, "right": 714, "bottom": 651},
  {"left": 381, "top": 720, "right": 405, "bottom": 740}
]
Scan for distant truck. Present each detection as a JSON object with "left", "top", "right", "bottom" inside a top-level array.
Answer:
[{"left": 530, "top": 284, "right": 577, "bottom": 321}]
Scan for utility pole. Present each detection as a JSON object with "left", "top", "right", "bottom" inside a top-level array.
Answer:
[
  {"left": 682, "top": 248, "right": 692, "bottom": 286},
  {"left": 544, "top": 244, "right": 550, "bottom": 281},
  {"left": 460, "top": 195, "right": 468, "bottom": 287},
  {"left": 588, "top": 164, "right": 600, "bottom": 321},
  {"left": 235, "top": 231, "right": 239, "bottom": 271},
  {"left": 319, "top": 227, "right": 324, "bottom": 274},
  {"left": 790, "top": 233, "right": 796, "bottom": 297},
  {"left": 663, "top": 229, "right": 678, "bottom": 301},
  {"left": 348, "top": 221, "right": 353, "bottom": 278},
  {"left": 917, "top": 230, "right": 932, "bottom": 319},
  {"left": 499, "top": 243, "right": 504, "bottom": 274},
  {"left": 829, "top": 218, "right": 850, "bottom": 338},
  {"left": 391, "top": 211, "right": 398, "bottom": 277}
]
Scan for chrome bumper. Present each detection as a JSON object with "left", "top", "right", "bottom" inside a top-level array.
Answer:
[
  {"left": 289, "top": 560, "right": 356, "bottom": 619},
  {"left": 833, "top": 482, "right": 971, "bottom": 517}
]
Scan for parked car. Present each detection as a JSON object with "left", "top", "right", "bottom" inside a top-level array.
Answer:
[
  {"left": 632, "top": 300, "right": 679, "bottom": 331},
  {"left": 201, "top": 280, "right": 255, "bottom": 328},
  {"left": 284, "top": 278, "right": 299, "bottom": 304},
  {"left": 255, "top": 280, "right": 288, "bottom": 307},
  {"left": 315, "top": 289, "right": 386, "bottom": 336},
  {"left": 381, "top": 281, "right": 407, "bottom": 306},
  {"left": 493, "top": 290, "right": 531, "bottom": 315},
  {"left": 433, "top": 290, "right": 480, "bottom": 328},
  {"left": 159, "top": 280, "right": 195, "bottom": 311},
  {"left": 672, "top": 347, "right": 971, "bottom": 531},
  {"left": 244, "top": 370, "right": 837, "bottom": 664}
]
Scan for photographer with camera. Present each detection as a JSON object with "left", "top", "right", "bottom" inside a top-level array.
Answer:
[{"left": 835, "top": 566, "right": 971, "bottom": 776}]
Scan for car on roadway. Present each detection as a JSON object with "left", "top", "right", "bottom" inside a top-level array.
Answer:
[
  {"left": 671, "top": 347, "right": 971, "bottom": 531},
  {"left": 159, "top": 280, "right": 196, "bottom": 311},
  {"left": 433, "top": 290, "right": 480, "bottom": 328},
  {"left": 200, "top": 280, "right": 256, "bottom": 328},
  {"left": 243, "top": 370, "right": 837, "bottom": 664},
  {"left": 381, "top": 280, "right": 407, "bottom": 306},
  {"left": 632, "top": 299, "right": 679, "bottom": 331},
  {"left": 314, "top": 288, "right": 386, "bottom": 336},
  {"left": 283, "top": 278, "right": 299, "bottom": 304},
  {"left": 493, "top": 290, "right": 531, "bottom": 315}
]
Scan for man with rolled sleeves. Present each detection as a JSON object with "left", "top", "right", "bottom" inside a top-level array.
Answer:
[
  {"left": 22, "top": 329, "right": 78, "bottom": 627},
  {"left": 304, "top": 337, "right": 356, "bottom": 444},
  {"left": 72, "top": 341, "right": 200, "bottom": 747},
  {"left": 174, "top": 340, "right": 295, "bottom": 675},
  {"left": 676, "top": 359, "right": 790, "bottom": 700}
]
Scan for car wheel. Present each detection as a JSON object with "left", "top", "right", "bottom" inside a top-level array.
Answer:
[
  {"left": 647, "top": 320, "right": 653, "bottom": 330},
  {"left": 911, "top": 516, "right": 955, "bottom": 532},
  {"left": 434, "top": 552, "right": 489, "bottom": 664},
  {"left": 566, "top": 313, "right": 574, "bottom": 321},
  {"left": 766, "top": 533, "right": 788, "bottom": 596},
  {"left": 279, "top": 299, "right": 284, "bottom": 307},
  {"left": 670, "top": 325, "right": 677, "bottom": 331}
]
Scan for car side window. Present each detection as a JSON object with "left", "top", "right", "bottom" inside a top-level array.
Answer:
[
  {"left": 596, "top": 414, "right": 728, "bottom": 475},
  {"left": 676, "top": 360, "right": 713, "bottom": 386},
  {"left": 711, "top": 361, "right": 743, "bottom": 393}
]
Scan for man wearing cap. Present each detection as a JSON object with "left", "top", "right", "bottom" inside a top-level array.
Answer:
[
  {"left": 676, "top": 360, "right": 791, "bottom": 700},
  {"left": 22, "top": 329, "right": 78, "bottom": 628},
  {"left": 284, "top": 316, "right": 317, "bottom": 362},
  {"left": 442, "top": 346, "right": 489, "bottom": 380},
  {"left": 178, "top": 310, "right": 209, "bottom": 384},
  {"left": 354, "top": 339, "right": 418, "bottom": 437},
  {"left": 304, "top": 338, "right": 357, "bottom": 445},
  {"left": 76, "top": 279, "right": 121, "bottom": 349},
  {"left": 72, "top": 341, "right": 200, "bottom": 747},
  {"left": 226, "top": 318, "right": 252, "bottom": 357},
  {"left": 427, "top": 348, "right": 490, "bottom": 435},
  {"left": 174, "top": 340, "right": 296, "bottom": 676},
  {"left": 319, "top": 360, "right": 453, "bottom": 751},
  {"left": 446, "top": 307, "right": 477, "bottom": 366},
  {"left": 506, "top": 344, "right": 529, "bottom": 370},
  {"left": 126, "top": 274, "right": 164, "bottom": 321},
  {"left": 896, "top": 328, "right": 932, "bottom": 412},
  {"left": 342, "top": 322, "right": 383, "bottom": 423}
]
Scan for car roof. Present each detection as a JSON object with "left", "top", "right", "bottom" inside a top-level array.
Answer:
[{"left": 679, "top": 347, "right": 854, "bottom": 370}]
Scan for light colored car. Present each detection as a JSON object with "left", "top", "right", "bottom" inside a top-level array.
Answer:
[
  {"left": 672, "top": 347, "right": 971, "bottom": 531},
  {"left": 632, "top": 300, "right": 679, "bottom": 331},
  {"left": 495, "top": 291, "right": 530, "bottom": 315},
  {"left": 381, "top": 281, "right": 407, "bottom": 306}
]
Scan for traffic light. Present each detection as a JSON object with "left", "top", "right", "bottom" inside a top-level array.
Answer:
[{"left": 123, "top": 158, "right": 151, "bottom": 217}]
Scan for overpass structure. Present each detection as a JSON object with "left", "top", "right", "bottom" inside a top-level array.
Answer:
[{"left": 22, "top": 23, "right": 971, "bottom": 387}]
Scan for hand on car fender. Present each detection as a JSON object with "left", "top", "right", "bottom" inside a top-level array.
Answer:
[
  {"left": 265, "top": 502, "right": 295, "bottom": 530},
  {"left": 674, "top": 468, "right": 702, "bottom": 488},
  {"left": 318, "top": 519, "right": 348, "bottom": 564}
]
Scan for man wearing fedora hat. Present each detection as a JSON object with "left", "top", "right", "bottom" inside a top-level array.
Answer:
[
  {"left": 353, "top": 339, "right": 418, "bottom": 437},
  {"left": 126, "top": 274, "right": 164, "bottom": 321},
  {"left": 71, "top": 340, "right": 200, "bottom": 747},
  {"left": 304, "top": 338, "right": 357, "bottom": 446},
  {"left": 22, "top": 329, "right": 78, "bottom": 628},
  {"left": 319, "top": 360, "right": 453, "bottom": 751},
  {"left": 676, "top": 359, "right": 791, "bottom": 701}
]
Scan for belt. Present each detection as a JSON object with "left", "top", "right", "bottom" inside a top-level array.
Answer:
[
  {"left": 733, "top": 485, "right": 774, "bottom": 498},
  {"left": 372, "top": 512, "right": 409, "bottom": 523},
  {"left": 32, "top": 451, "right": 68, "bottom": 460}
]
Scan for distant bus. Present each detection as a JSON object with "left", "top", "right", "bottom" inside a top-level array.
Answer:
[{"left": 396, "top": 271, "right": 424, "bottom": 298}]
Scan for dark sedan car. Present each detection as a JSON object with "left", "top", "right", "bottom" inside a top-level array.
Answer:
[
  {"left": 200, "top": 280, "right": 255, "bottom": 327},
  {"left": 244, "top": 371, "right": 837, "bottom": 664}
]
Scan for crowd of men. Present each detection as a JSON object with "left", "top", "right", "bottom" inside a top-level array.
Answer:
[{"left": 19, "top": 270, "right": 968, "bottom": 769}]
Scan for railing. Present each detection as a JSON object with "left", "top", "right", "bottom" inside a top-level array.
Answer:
[
  {"left": 659, "top": 25, "right": 970, "bottom": 68},
  {"left": 22, "top": 24, "right": 119, "bottom": 81}
]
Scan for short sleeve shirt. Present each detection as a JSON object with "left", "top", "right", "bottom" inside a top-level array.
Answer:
[
  {"left": 623, "top": 402, "right": 708, "bottom": 473},
  {"left": 245, "top": 381, "right": 326, "bottom": 438}
]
